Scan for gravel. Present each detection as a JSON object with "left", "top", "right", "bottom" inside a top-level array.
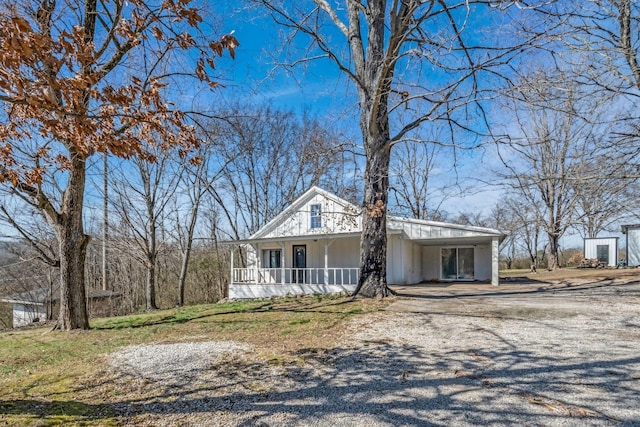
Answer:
[{"left": 108, "top": 279, "right": 640, "bottom": 426}]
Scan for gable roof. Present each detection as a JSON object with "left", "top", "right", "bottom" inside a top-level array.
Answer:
[
  {"left": 236, "top": 186, "right": 505, "bottom": 244},
  {"left": 249, "top": 186, "right": 357, "bottom": 239}
]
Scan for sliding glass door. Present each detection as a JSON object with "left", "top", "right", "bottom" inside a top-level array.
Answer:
[{"left": 441, "top": 247, "right": 475, "bottom": 280}]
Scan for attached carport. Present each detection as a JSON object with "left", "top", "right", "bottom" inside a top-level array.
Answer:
[{"left": 386, "top": 217, "right": 504, "bottom": 286}]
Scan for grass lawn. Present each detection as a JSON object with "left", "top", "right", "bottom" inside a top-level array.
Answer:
[{"left": 0, "top": 294, "right": 389, "bottom": 426}]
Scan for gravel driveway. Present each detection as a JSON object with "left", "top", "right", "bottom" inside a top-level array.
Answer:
[{"left": 110, "top": 277, "right": 640, "bottom": 426}]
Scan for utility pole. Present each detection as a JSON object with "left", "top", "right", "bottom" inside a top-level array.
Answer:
[{"left": 102, "top": 152, "right": 108, "bottom": 291}]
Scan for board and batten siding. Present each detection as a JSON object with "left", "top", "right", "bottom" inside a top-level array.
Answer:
[
  {"left": 260, "top": 194, "right": 361, "bottom": 239},
  {"left": 584, "top": 237, "right": 618, "bottom": 267}
]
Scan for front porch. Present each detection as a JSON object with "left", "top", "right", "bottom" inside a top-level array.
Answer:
[
  {"left": 232, "top": 267, "right": 359, "bottom": 286},
  {"left": 229, "top": 267, "right": 359, "bottom": 299},
  {"left": 228, "top": 236, "right": 361, "bottom": 299}
]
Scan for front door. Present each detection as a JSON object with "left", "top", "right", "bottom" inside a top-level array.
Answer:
[
  {"left": 292, "top": 245, "right": 306, "bottom": 283},
  {"left": 596, "top": 245, "right": 609, "bottom": 264}
]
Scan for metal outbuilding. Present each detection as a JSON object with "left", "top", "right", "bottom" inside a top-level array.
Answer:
[
  {"left": 584, "top": 237, "right": 619, "bottom": 267},
  {"left": 622, "top": 224, "right": 640, "bottom": 267}
]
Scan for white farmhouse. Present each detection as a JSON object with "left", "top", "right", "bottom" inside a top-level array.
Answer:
[{"left": 227, "top": 187, "right": 505, "bottom": 299}]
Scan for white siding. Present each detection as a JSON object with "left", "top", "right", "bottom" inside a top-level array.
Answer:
[
  {"left": 474, "top": 244, "right": 492, "bottom": 280},
  {"left": 13, "top": 303, "right": 46, "bottom": 328},
  {"left": 387, "top": 234, "right": 404, "bottom": 284},
  {"left": 388, "top": 218, "right": 501, "bottom": 240},
  {"left": 421, "top": 246, "right": 440, "bottom": 281},
  {"left": 261, "top": 194, "right": 361, "bottom": 238},
  {"left": 328, "top": 238, "right": 360, "bottom": 268},
  {"left": 584, "top": 238, "right": 618, "bottom": 267},
  {"left": 230, "top": 284, "right": 356, "bottom": 299},
  {"left": 406, "top": 241, "right": 422, "bottom": 284},
  {"left": 628, "top": 230, "right": 640, "bottom": 267},
  {"left": 402, "top": 239, "right": 412, "bottom": 284},
  {"left": 244, "top": 244, "right": 258, "bottom": 268},
  {"left": 251, "top": 238, "right": 360, "bottom": 271}
]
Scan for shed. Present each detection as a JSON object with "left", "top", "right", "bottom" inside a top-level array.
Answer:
[
  {"left": 1, "top": 287, "right": 121, "bottom": 328},
  {"left": 622, "top": 224, "right": 640, "bottom": 267},
  {"left": 583, "top": 237, "right": 618, "bottom": 267}
]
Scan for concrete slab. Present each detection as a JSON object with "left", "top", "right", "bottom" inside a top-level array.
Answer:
[{"left": 387, "top": 276, "right": 639, "bottom": 312}]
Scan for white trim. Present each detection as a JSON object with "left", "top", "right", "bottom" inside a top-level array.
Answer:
[{"left": 230, "top": 283, "right": 356, "bottom": 299}]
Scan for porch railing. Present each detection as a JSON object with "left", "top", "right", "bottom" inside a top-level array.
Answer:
[{"left": 232, "top": 267, "right": 359, "bottom": 286}]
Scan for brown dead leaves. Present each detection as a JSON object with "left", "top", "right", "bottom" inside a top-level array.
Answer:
[
  {"left": 0, "top": 0, "right": 238, "bottom": 186},
  {"left": 366, "top": 200, "right": 386, "bottom": 218}
]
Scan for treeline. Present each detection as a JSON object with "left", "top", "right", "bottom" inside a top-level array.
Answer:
[
  {"left": 0, "top": 104, "right": 356, "bottom": 319},
  {"left": 2, "top": 98, "right": 639, "bottom": 319}
]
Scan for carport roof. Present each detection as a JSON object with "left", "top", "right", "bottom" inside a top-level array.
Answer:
[{"left": 388, "top": 216, "right": 505, "bottom": 244}]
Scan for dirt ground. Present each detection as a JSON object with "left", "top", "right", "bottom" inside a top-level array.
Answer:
[
  {"left": 376, "top": 272, "right": 640, "bottom": 426},
  {"left": 501, "top": 267, "right": 640, "bottom": 282},
  {"left": 107, "top": 271, "right": 640, "bottom": 426}
]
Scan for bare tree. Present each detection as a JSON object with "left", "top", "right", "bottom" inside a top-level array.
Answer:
[
  {"left": 110, "top": 151, "right": 180, "bottom": 310},
  {"left": 571, "top": 156, "right": 635, "bottom": 237},
  {"left": 172, "top": 130, "right": 231, "bottom": 306},
  {"left": 490, "top": 198, "right": 531, "bottom": 270},
  {"left": 546, "top": 1, "right": 640, "bottom": 173},
  {"left": 252, "top": 0, "right": 549, "bottom": 296},
  {"left": 215, "top": 104, "right": 343, "bottom": 237},
  {"left": 557, "top": 1, "right": 640, "bottom": 99},
  {"left": 389, "top": 134, "right": 454, "bottom": 221},
  {"left": 497, "top": 70, "right": 605, "bottom": 269}
]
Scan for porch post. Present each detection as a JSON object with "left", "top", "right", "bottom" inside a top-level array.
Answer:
[
  {"left": 280, "top": 243, "right": 286, "bottom": 285},
  {"left": 491, "top": 237, "right": 499, "bottom": 286},
  {"left": 255, "top": 244, "right": 261, "bottom": 284},
  {"left": 324, "top": 241, "right": 329, "bottom": 285},
  {"left": 230, "top": 247, "right": 234, "bottom": 285}
]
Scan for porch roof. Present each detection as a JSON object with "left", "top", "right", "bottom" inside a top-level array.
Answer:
[{"left": 224, "top": 230, "right": 378, "bottom": 246}]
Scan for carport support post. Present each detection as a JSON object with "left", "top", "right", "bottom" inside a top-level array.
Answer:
[{"left": 492, "top": 237, "right": 499, "bottom": 286}]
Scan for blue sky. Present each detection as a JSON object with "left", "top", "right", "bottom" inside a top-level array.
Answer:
[
  {"left": 207, "top": 4, "right": 352, "bottom": 119},
  {"left": 200, "top": 3, "right": 515, "bottom": 219}
]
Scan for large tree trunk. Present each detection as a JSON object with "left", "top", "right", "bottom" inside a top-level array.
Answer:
[
  {"left": 57, "top": 156, "right": 90, "bottom": 330},
  {"left": 354, "top": 139, "right": 392, "bottom": 297},
  {"left": 349, "top": 0, "right": 394, "bottom": 298}
]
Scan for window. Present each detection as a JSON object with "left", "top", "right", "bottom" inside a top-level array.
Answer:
[
  {"left": 262, "top": 249, "right": 281, "bottom": 268},
  {"left": 441, "top": 247, "right": 475, "bottom": 280},
  {"left": 310, "top": 204, "right": 322, "bottom": 229}
]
